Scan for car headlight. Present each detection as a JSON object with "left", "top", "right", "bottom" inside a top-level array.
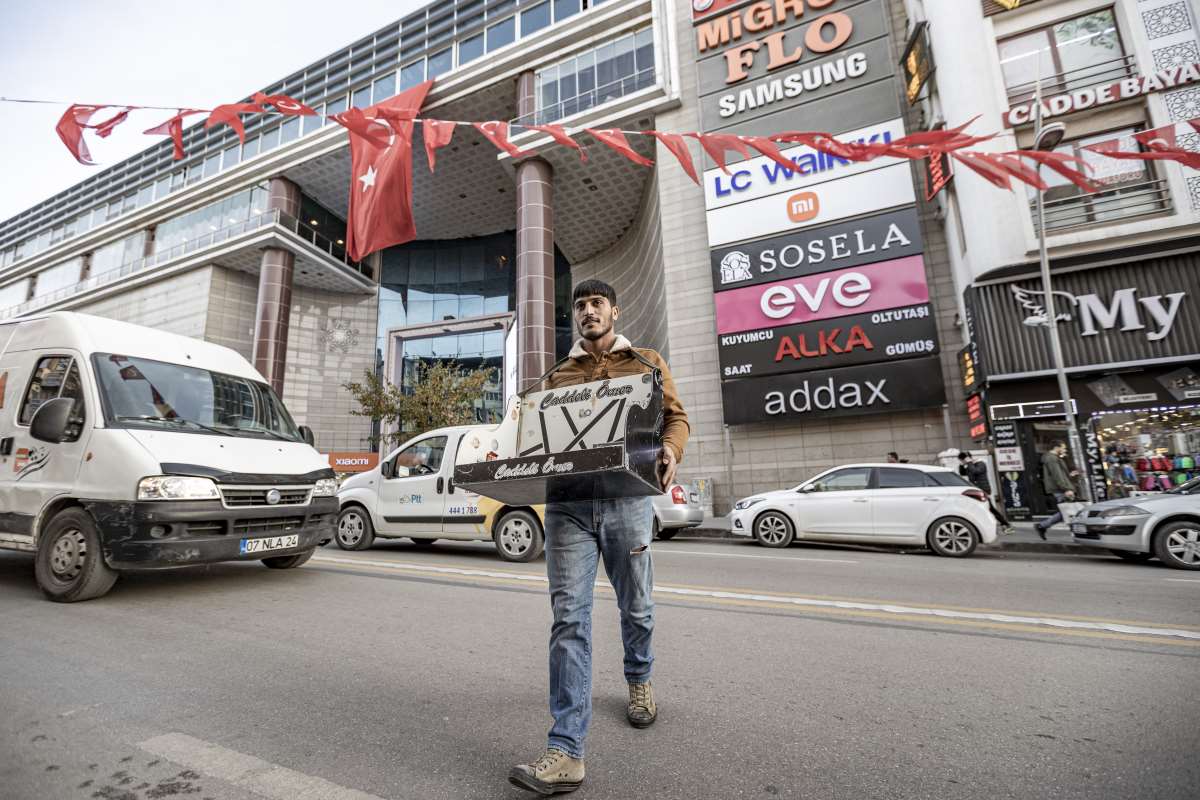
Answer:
[
  {"left": 1097, "top": 505, "right": 1149, "bottom": 518},
  {"left": 734, "top": 497, "right": 764, "bottom": 511},
  {"left": 312, "top": 478, "right": 338, "bottom": 497},
  {"left": 137, "top": 476, "right": 220, "bottom": 501}
]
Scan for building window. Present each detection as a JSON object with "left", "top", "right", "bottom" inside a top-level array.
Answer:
[
  {"left": 326, "top": 95, "right": 348, "bottom": 117},
  {"left": 222, "top": 143, "right": 241, "bottom": 169},
  {"left": 400, "top": 60, "right": 425, "bottom": 90},
  {"left": 427, "top": 47, "right": 453, "bottom": 78},
  {"left": 303, "top": 103, "right": 325, "bottom": 135},
  {"left": 280, "top": 116, "right": 300, "bottom": 145},
  {"left": 998, "top": 9, "right": 1131, "bottom": 106},
  {"left": 373, "top": 73, "right": 396, "bottom": 102},
  {"left": 459, "top": 33, "right": 484, "bottom": 65},
  {"left": 521, "top": 2, "right": 551, "bottom": 37},
  {"left": 531, "top": 27, "right": 655, "bottom": 124},
  {"left": 1031, "top": 127, "right": 1169, "bottom": 233},
  {"left": 202, "top": 152, "right": 222, "bottom": 179},
  {"left": 31, "top": 258, "right": 83, "bottom": 300},
  {"left": 487, "top": 16, "right": 516, "bottom": 52},
  {"left": 554, "top": 0, "right": 581, "bottom": 23},
  {"left": 352, "top": 84, "right": 372, "bottom": 110},
  {"left": 91, "top": 231, "right": 147, "bottom": 276},
  {"left": 0, "top": 278, "right": 29, "bottom": 312}
]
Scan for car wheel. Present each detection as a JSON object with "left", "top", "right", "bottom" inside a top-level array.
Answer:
[
  {"left": 754, "top": 511, "right": 794, "bottom": 548},
  {"left": 494, "top": 510, "right": 544, "bottom": 562},
  {"left": 262, "top": 547, "right": 316, "bottom": 569},
  {"left": 1153, "top": 521, "right": 1200, "bottom": 570},
  {"left": 1108, "top": 549, "right": 1152, "bottom": 563},
  {"left": 335, "top": 506, "right": 374, "bottom": 551},
  {"left": 656, "top": 527, "right": 679, "bottom": 541},
  {"left": 926, "top": 517, "right": 979, "bottom": 558},
  {"left": 34, "top": 508, "right": 119, "bottom": 602}
]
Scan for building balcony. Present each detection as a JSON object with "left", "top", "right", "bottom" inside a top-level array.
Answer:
[
  {"left": 1006, "top": 54, "right": 1138, "bottom": 109},
  {"left": 1031, "top": 177, "right": 1173, "bottom": 235},
  {"left": 0, "top": 209, "right": 374, "bottom": 321}
]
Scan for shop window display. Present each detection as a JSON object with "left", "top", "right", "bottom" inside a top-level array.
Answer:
[{"left": 1092, "top": 406, "right": 1200, "bottom": 499}]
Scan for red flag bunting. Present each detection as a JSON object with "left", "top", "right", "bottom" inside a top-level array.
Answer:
[
  {"left": 422, "top": 119, "right": 457, "bottom": 171},
  {"left": 685, "top": 132, "right": 750, "bottom": 174},
  {"left": 331, "top": 107, "right": 393, "bottom": 148},
  {"left": 1017, "top": 150, "right": 1099, "bottom": 193},
  {"left": 344, "top": 81, "right": 433, "bottom": 262},
  {"left": 206, "top": 101, "right": 265, "bottom": 144},
  {"left": 253, "top": 92, "right": 317, "bottom": 116},
  {"left": 143, "top": 109, "right": 206, "bottom": 160},
  {"left": 474, "top": 121, "right": 537, "bottom": 159},
  {"left": 524, "top": 124, "right": 586, "bottom": 162},
  {"left": 952, "top": 152, "right": 1012, "bottom": 190},
  {"left": 55, "top": 104, "right": 106, "bottom": 164},
  {"left": 91, "top": 108, "right": 132, "bottom": 139},
  {"left": 587, "top": 128, "right": 653, "bottom": 167},
  {"left": 645, "top": 132, "right": 697, "bottom": 184},
  {"left": 737, "top": 135, "right": 801, "bottom": 174}
]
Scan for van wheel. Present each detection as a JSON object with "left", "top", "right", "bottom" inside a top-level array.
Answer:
[
  {"left": 262, "top": 547, "right": 316, "bottom": 569},
  {"left": 336, "top": 506, "right": 374, "bottom": 550},
  {"left": 754, "top": 512, "right": 794, "bottom": 548},
  {"left": 494, "top": 510, "right": 544, "bottom": 562},
  {"left": 1153, "top": 521, "right": 1200, "bottom": 570},
  {"left": 35, "top": 509, "right": 119, "bottom": 602},
  {"left": 927, "top": 517, "right": 979, "bottom": 558}
]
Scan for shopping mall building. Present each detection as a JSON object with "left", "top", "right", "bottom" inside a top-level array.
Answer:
[{"left": 3, "top": 0, "right": 1195, "bottom": 512}]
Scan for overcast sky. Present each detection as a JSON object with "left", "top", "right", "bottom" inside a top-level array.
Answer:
[{"left": 0, "top": 0, "right": 427, "bottom": 223}]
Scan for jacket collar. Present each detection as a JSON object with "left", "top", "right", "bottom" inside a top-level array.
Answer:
[{"left": 569, "top": 334, "right": 632, "bottom": 359}]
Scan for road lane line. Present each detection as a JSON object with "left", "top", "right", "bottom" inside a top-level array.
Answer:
[
  {"left": 139, "top": 733, "right": 384, "bottom": 800},
  {"left": 1164, "top": 578, "right": 1200, "bottom": 583},
  {"left": 311, "top": 555, "right": 1200, "bottom": 642},
  {"left": 652, "top": 548, "right": 859, "bottom": 564}
]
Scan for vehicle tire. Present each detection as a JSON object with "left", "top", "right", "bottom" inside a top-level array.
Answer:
[
  {"left": 926, "top": 517, "right": 980, "bottom": 558},
  {"left": 753, "top": 511, "right": 794, "bottom": 548},
  {"left": 1153, "top": 521, "right": 1200, "bottom": 570},
  {"left": 335, "top": 505, "right": 374, "bottom": 551},
  {"left": 410, "top": 537, "right": 438, "bottom": 546},
  {"left": 656, "top": 526, "right": 679, "bottom": 541},
  {"left": 1108, "top": 549, "right": 1152, "bottom": 563},
  {"left": 494, "top": 509, "right": 544, "bottom": 562},
  {"left": 262, "top": 547, "right": 316, "bottom": 569},
  {"left": 34, "top": 508, "right": 119, "bottom": 602}
]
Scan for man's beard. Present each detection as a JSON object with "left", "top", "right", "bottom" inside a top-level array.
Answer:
[{"left": 580, "top": 320, "right": 612, "bottom": 340}]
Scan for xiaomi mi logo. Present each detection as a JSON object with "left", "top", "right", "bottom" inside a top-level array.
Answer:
[{"left": 786, "top": 192, "right": 820, "bottom": 223}]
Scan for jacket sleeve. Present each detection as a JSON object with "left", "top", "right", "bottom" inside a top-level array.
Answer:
[{"left": 646, "top": 350, "right": 690, "bottom": 463}]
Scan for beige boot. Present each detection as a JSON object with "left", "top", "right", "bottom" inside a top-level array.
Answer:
[
  {"left": 627, "top": 681, "right": 657, "bottom": 728},
  {"left": 509, "top": 748, "right": 585, "bottom": 795}
]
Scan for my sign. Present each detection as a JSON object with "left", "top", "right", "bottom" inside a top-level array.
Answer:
[{"left": 1011, "top": 285, "right": 1187, "bottom": 342}]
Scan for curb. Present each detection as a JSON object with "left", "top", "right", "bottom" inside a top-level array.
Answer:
[{"left": 675, "top": 527, "right": 1086, "bottom": 555}]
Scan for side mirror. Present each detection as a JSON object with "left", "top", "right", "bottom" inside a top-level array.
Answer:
[
  {"left": 30, "top": 397, "right": 75, "bottom": 443},
  {"left": 799, "top": 483, "right": 817, "bottom": 493},
  {"left": 379, "top": 460, "right": 392, "bottom": 479},
  {"left": 298, "top": 425, "right": 315, "bottom": 447}
]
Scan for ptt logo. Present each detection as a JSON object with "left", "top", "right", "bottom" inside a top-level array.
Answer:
[{"left": 787, "top": 192, "right": 820, "bottom": 223}]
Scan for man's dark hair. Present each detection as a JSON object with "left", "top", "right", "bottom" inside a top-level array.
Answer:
[
  {"left": 957, "top": 451, "right": 970, "bottom": 460},
  {"left": 1052, "top": 440, "right": 1066, "bottom": 449},
  {"left": 887, "top": 451, "right": 899, "bottom": 460},
  {"left": 573, "top": 279, "right": 617, "bottom": 306}
]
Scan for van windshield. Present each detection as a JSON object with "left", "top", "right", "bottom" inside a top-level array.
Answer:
[{"left": 93, "top": 353, "right": 302, "bottom": 442}]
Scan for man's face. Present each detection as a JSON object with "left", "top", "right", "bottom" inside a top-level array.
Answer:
[
  {"left": 574, "top": 294, "right": 618, "bottom": 341},
  {"left": 1054, "top": 444, "right": 1066, "bottom": 456}
]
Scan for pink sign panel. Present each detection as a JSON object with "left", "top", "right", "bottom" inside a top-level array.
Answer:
[{"left": 714, "top": 255, "right": 930, "bottom": 335}]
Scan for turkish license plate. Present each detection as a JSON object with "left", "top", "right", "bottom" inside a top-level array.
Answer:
[
  {"left": 240, "top": 534, "right": 299, "bottom": 554},
  {"left": 1071, "top": 523, "right": 1087, "bottom": 534}
]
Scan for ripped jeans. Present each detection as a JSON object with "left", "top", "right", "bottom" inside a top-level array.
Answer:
[{"left": 544, "top": 496, "right": 655, "bottom": 758}]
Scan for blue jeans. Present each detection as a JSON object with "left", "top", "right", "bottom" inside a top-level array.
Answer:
[
  {"left": 1038, "top": 492, "right": 1070, "bottom": 529},
  {"left": 544, "top": 496, "right": 655, "bottom": 758}
]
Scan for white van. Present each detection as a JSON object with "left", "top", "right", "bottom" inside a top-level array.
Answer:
[{"left": 0, "top": 312, "right": 337, "bottom": 602}]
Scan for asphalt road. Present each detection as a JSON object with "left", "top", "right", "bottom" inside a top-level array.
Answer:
[{"left": 2, "top": 535, "right": 1198, "bottom": 800}]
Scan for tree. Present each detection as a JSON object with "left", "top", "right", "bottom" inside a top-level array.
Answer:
[{"left": 343, "top": 361, "right": 494, "bottom": 448}]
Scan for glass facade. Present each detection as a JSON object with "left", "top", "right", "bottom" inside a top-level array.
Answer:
[
  {"left": 0, "top": 278, "right": 28, "bottom": 311},
  {"left": 530, "top": 27, "right": 654, "bottom": 124},
  {"left": 32, "top": 258, "right": 84, "bottom": 299},
  {"left": 998, "top": 9, "right": 1130, "bottom": 105},
  {"left": 154, "top": 184, "right": 270, "bottom": 254}
]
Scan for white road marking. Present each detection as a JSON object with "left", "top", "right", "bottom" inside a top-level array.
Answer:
[
  {"left": 654, "top": 548, "right": 859, "bottom": 564},
  {"left": 1164, "top": 578, "right": 1200, "bottom": 583},
  {"left": 139, "top": 732, "right": 385, "bottom": 800},
  {"left": 312, "top": 556, "right": 1200, "bottom": 641}
]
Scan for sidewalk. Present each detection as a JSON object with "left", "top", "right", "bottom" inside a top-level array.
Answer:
[{"left": 684, "top": 516, "right": 1084, "bottom": 554}]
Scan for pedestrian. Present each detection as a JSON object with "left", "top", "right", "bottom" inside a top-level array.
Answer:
[
  {"left": 887, "top": 451, "right": 908, "bottom": 464},
  {"left": 1034, "top": 441, "right": 1079, "bottom": 540},
  {"left": 958, "top": 450, "right": 1010, "bottom": 529},
  {"left": 509, "top": 279, "right": 690, "bottom": 796}
]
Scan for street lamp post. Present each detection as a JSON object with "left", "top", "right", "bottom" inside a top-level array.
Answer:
[{"left": 1031, "top": 78, "right": 1093, "bottom": 502}]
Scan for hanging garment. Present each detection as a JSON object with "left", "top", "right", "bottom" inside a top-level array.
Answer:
[
  {"left": 1141, "top": 474, "right": 1160, "bottom": 491},
  {"left": 1136, "top": 457, "right": 1152, "bottom": 472},
  {"left": 1158, "top": 475, "right": 1175, "bottom": 491}
]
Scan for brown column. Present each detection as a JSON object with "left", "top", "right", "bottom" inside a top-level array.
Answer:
[
  {"left": 516, "top": 71, "right": 556, "bottom": 391},
  {"left": 253, "top": 177, "right": 301, "bottom": 394}
]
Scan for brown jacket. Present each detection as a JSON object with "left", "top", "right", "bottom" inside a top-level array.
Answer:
[{"left": 545, "top": 335, "right": 690, "bottom": 462}]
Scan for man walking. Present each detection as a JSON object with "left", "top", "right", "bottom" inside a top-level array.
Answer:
[
  {"left": 509, "top": 279, "right": 689, "bottom": 795},
  {"left": 1035, "top": 441, "right": 1077, "bottom": 540},
  {"left": 959, "top": 451, "right": 1010, "bottom": 529}
]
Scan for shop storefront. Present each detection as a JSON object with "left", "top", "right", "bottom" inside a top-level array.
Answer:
[{"left": 965, "top": 250, "right": 1200, "bottom": 518}]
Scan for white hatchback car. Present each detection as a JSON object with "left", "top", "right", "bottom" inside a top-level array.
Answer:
[{"left": 730, "top": 463, "right": 999, "bottom": 557}]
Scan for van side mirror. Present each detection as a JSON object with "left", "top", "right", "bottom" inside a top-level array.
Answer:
[
  {"left": 30, "top": 397, "right": 75, "bottom": 443},
  {"left": 379, "top": 460, "right": 392, "bottom": 479},
  {"left": 298, "top": 425, "right": 315, "bottom": 446}
]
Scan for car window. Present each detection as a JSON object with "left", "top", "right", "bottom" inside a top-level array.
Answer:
[
  {"left": 810, "top": 467, "right": 872, "bottom": 492},
  {"left": 927, "top": 471, "right": 971, "bottom": 487},
  {"left": 18, "top": 355, "right": 86, "bottom": 440},
  {"left": 878, "top": 468, "right": 927, "bottom": 489},
  {"left": 387, "top": 435, "right": 448, "bottom": 478}
]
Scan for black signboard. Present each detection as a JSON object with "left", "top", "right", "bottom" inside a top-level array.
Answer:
[
  {"left": 722, "top": 356, "right": 946, "bottom": 425},
  {"left": 718, "top": 304, "right": 938, "bottom": 380},
  {"left": 710, "top": 207, "right": 923, "bottom": 293},
  {"left": 900, "top": 21, "right": 935, "bottom": 105}
]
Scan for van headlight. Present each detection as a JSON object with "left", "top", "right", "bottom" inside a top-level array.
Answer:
[
  {"left": 734, "top": 497, "right": 764, "bottom": 511},
  {"left": 1097, "top": 505, "right": 1149, "bottom": 518},
  {"left": 312, "top": 478, "right": 338, "bottom": 497},
  {"left": 138, "top": 476, "right": 220, "bottom": 501}
]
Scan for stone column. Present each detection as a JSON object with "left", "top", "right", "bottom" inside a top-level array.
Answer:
[
  {"left": 515, "top": 71, "right": 556, "bottom": 391},
  {"left": 253, "top": 176, "right": 301, "bottom": 394}
]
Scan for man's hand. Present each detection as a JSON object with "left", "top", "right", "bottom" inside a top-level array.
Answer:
[
  {"left": 658, "top": 447, "right": 678, "bottom": 491},
  {"left": 1064, "top": 490, "right": 1076, "bottom": 500}
]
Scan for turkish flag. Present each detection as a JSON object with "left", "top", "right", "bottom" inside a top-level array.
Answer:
[
  {"left": 525, "top": 124, "right": 586, "bottom": 162},
  {"left": 686, "top": 132, "right": 750, "bottom": 174},
  {"left": 342, "top": 81, "right": 433, "bottom": 262},
  {"left": 422, "top": 119, "right": 457, "bottom": 170},
  {"left": 144, "top": 109, "right": 206, "bottom": 160},
  {"left": 586, "top": 128, "right": 653, "bottom": 166},
  {"left": 55, "top": 104, "right": 107, "bottom": 164},
  {"left": 645, "top": 132, "right": 697, "bottom": 183}
]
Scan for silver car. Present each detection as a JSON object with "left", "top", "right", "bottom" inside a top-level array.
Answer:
[
  {"left": 652, "top": 483, "right": 705, "bottom": 540},
  {"left": 1071, "top": 477, "right": 1200, "bottom": 570}
]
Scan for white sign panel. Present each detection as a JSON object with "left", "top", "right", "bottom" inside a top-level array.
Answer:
[
  {"left": 705, "top": 162, "right": 918, "bottom": 247},
  {"left": 703, "top": 118, "right": 907, "bottom": 211},
  {"left": 504, "top": 321, "right": 518, "bottom": 405},
  {"left": 995, "top": 446, "right": 1025, "bottom": 472}
]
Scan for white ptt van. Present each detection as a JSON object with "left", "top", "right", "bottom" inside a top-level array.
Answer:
[{"left": 0, "top": 312, "right": 338, "bottom": 602}]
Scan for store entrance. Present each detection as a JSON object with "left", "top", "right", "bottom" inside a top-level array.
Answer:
[{"left": 1091, "top": 405, "right": 1200, "bottom": 499}]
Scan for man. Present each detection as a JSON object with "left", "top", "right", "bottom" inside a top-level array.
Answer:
[
  {"left": 959, "top": 451, "right": 1010, "bottom": 529},
  {"left": 1035, "top": 441, "right": 1078, "bottom": 541},
  {"left": 510, "top": 279, "right": 689, "bottom": 796},
  {"left": 886, "top": 451, "right": 908, "bottom": 464}
]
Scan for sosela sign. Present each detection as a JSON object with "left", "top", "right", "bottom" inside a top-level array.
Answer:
[{"left": 1011, "top": 286, "right": 1186, "bottom": 342}]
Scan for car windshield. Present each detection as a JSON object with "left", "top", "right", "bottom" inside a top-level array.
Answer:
[
  {"left": 93, "top": 353, "right": 302, "bottom": 442},
  {"left": 1167, "top": 476, "right": 1200, "bottom": 495}
]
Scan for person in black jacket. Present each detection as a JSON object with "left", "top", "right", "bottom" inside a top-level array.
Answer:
[{"left": 959, "top": 451, "right": 1011, "bottom": 530}]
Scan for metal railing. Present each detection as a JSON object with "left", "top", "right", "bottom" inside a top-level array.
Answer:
[
  {"left": 1032, "top": 178, "right": 1173, "bottom": 234},
  {"left": 0, "top": 209, "right": 368, "bottom": 321},
  {"left": 512, "top": 67, "right": 657, "bottom": 127},
  {"left": 1006, "top": 54, "right": 1137, "bottom": 106}
]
